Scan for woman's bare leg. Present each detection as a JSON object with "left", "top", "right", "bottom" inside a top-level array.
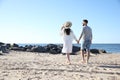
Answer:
[{"left": 66, "top": 53, "right": 71, "bottom": 64}]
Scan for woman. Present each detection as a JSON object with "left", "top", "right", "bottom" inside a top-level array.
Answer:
[{"left": 61, "top": 21, "right": 78, "bottom": 64}]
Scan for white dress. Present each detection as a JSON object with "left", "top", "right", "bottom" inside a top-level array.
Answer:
[{"left": 61, "top": 29, "right": 77, "bottom": 53}]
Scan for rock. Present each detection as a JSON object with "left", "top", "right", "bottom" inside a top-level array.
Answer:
[
  {"left": 99, "top": 49, "right": 107, "bottom": 53},
  {"left": 0, "top": 42, "right": 5, "bottom": 46},
  {"left": 26, "top": 49, "right": 31, "bottom": 52},
  {"left": 44, "top": 46, "right": 50, "bottom": 52},
  {"left": 19, "top": 46, "right": 26, "bottom": 51},
  {"left": 47, "top": 44, "right": 57, "bottom": 48},
  {"left": 90, "top": 49, "right": 99, "bottom": 53},
  {"left": 72, "top": 46, "right": 80, "bottom": 53},
  {"left": 12, "top": 43, "right": 19, "bottom": 47},
  {"left": 25, "top": 45, "right": 33, "bottom": 49},
  {"left": 6, "top": 44, "right": 11, "bottom": 49},
  {"left": 31, "top": 46, "right": 46, "bottom": 53},
  {"left": 49, "top": 49, "right": 58, "bottom": 54},
  {"left": 46, "top": 44, "right": 57, "bottom": 51},
  {"left": 46, "top": 44, "right": 61, "bottom": 54},
  {"left": 0, "top": 43, "right": 10, "bottom": 53},
  {"left": 11, "top": 47, "right": 24, "bottom": 51},
  {"left": 24, "top": 45, "right": 33, "bottom": 51},
  {"left": 90, "top": 49, "right": 107, "bottom": 54},
  {"left": 57, "top": 44, "right": 63, "bottom": 49},
  {"left": 49, "top": 47, "right": 59, "bottom": 54},
  {"left": 0, "top": 45, "right": 9, "bottom": 53}
]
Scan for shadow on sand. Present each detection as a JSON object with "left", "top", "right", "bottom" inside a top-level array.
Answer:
[
  {"left": 7, "top": 67, "right": 120, "bottom": 75},
  {"left": 99, "top": 65, "right": 120, "bottom": 68}
]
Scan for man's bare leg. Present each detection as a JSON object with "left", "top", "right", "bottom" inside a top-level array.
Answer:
[
  {"left": 81, "top": 50, "right": 86, "bottom": 63},
  {"left": 86, "top": 50, "right": 90, "bottom": 64}
]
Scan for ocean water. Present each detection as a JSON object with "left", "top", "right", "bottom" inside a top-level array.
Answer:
[
  {"left": 76, "top": 44, "right": 120, "bottom": 53},
  {"left": 19, "top": 44, "right": 120, "bottom": 53}
]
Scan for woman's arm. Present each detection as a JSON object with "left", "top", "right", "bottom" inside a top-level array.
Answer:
[
  {"left": 60, "top": 26, "right": 65, "bottom": 36},
  {"left": 71, "top": 30, "right": 78, "bottom": 42},
  {"left": 61, "top": 26, "right": 64, "bottom": 30}
]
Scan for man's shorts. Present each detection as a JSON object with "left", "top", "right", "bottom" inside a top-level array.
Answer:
[{"left": 81, "top": 40, "right": 91, "bottom": 51}]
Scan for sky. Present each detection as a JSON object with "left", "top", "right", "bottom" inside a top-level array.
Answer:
[{"left": 0, "top": 0, "right": 120, "bottom": 44}]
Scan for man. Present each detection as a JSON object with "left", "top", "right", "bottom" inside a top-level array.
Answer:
[{"left": 78, "top": 19, "right": 92, "bottom": 64}]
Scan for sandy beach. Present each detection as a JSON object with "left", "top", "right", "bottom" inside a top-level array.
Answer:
[{"left": 0, "top": 51, "right": 120, "bottom": 80}]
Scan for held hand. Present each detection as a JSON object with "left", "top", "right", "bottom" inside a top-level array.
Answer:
[{"left": 76, "top": 40, "right": 79, "bottom": 44}]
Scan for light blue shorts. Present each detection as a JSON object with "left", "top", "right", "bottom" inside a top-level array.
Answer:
[{"left": 81, "top": 40, "right": 91, "bottom": 51}]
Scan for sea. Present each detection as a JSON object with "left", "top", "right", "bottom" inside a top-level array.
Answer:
[{"left": 18, "top": 44, "right": 120, "bottom": 53}]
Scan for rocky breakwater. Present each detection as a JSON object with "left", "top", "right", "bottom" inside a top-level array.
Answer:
[
  {"left": 0, "top": 42, "right": 107, "bottom": 54},
  {"left": 10, "top": 43, "right": 107, "bottom": 54},
  {"left": 10, "top": 44, "right": 80, "bottom": 55}
]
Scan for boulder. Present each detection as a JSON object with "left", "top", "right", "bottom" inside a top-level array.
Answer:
[
  {"left": 46, "top": 44, "right": 57, "bottom": 51},
  {"left": 0, "top": 42, "right": 5, "bottom": 46},
  {"left": 25, "top": 45, "right": 33, "bottom": 49},
  {"left": 72, "top": 46, "right": 80, "bottom": 53},
  {"left": 49, "top": 47, "right": 61, "bottom": 54},
  {"left": 0, "top": 43, "right": 10, "bottom": 53},
  {"left": 12, "top": 43, "right": 19, "bottom": 47},
  {"left": 47, "top": 44, "right": 58, "bottom": 48},
  {"left": 99, "top": 49, "right": 107, "bottom": 53},
  {"left": 30, "top": 46, "right": 46, "bottom": 53},
  {"left": 24, "top": 45, "right": 33, "bottom": 51},
  {"left": 90, "top": 49, "right": 107, "bottom": 54},
  {"left": 0, "top": 45, "right": 9, "bottom": 53},
  {"left": 57, "top": 44, "right": 63, "bottom": 49},
  {"left": 45, "top": 44, "right": 61, "bottom": 54},
  {"left": 90, "top": 49, "right": 99, "bottom": 53},
  {"left": 11, "top": 47, "right": 24, "bottom": 51},
  {"left": 6, "top": 44, "right": 11, "bottom": 49},
  {"left": 44, "top": 46, "right": 50, "bottom": 52}
]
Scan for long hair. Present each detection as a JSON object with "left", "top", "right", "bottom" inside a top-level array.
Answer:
[{"left": 64, "top": 28, "right": 71, "bottom": 35}]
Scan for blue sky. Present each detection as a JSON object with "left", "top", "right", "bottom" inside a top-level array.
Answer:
[{"left": 0, "top": 0, "right": 120, "bottom": 44}]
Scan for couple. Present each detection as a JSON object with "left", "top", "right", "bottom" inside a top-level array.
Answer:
[{"left": 61, "top": 19, "right": 92, "bottom": 64}]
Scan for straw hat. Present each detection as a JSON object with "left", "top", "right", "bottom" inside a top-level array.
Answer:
[{"left": 63, "top": 21, "right": 72, "bottom": 29}]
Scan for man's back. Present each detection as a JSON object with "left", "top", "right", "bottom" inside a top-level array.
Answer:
[{"left": 82, "top": 26, "right": 92, "bottom": 41}]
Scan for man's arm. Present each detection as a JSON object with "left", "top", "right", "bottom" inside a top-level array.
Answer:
[
  {"left": 79, "top": 32, "right": 83, "bottom": 41},
  {"left": 78, "top": 28, "right": 84, "bottom": 41},
  {"left": 90, "top": 30, "right": 93, "bottom": 43}
]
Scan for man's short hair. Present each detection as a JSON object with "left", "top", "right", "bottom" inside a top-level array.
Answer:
[{"left": 83, "top": 19, "right": 88, "bottom": 24}]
